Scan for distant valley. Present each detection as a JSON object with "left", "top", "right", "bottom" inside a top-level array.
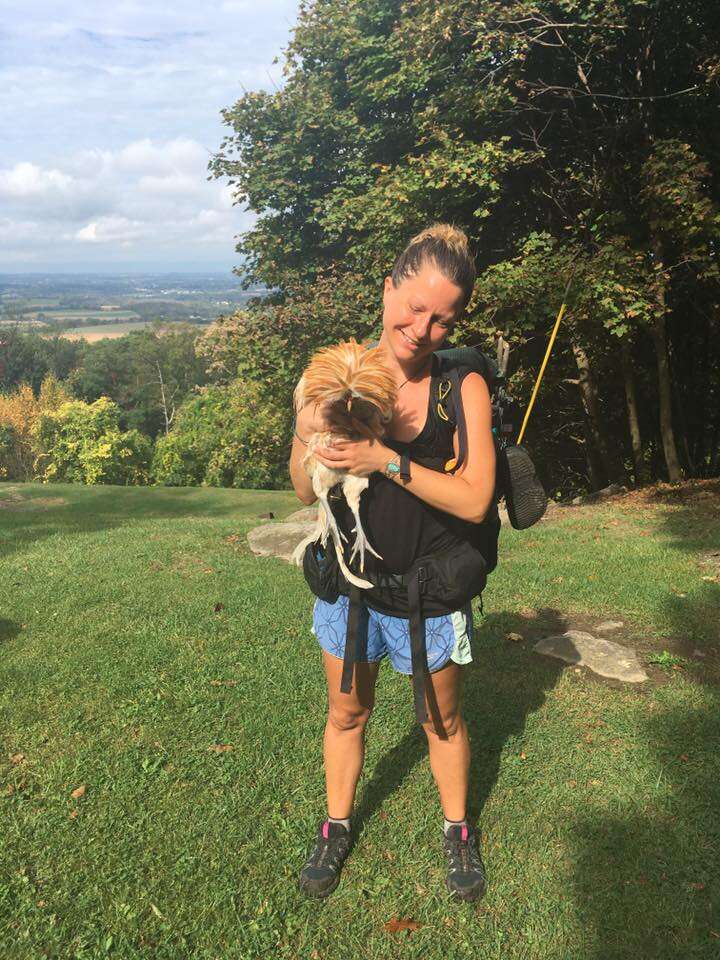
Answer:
[{"left": 0, "top": 273, "right": 269, "bottom": 341}]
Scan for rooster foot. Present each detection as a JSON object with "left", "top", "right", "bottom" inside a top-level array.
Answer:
[{"left": 348, "top": 525, "right": 383, "bottom": 572}]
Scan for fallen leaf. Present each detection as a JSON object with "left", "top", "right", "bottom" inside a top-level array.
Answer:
[
  {"left": 203, "top": 568, "right": 215, "bottom": 574},
  {"left": 213, "top": 602, "right": 225, "bottom": 613},
  {"left": 9, "top": 753, "right": 25, "bottom": 765},
  {"left": 519, "top": 752, "right": 527, "bottom": 760},
  {"left": 678, "top": 754, "right": 689, "bottom": 762},
  {"left": 584, "top": 735, "right": 594, "bottom": 744},
  {"left": 208, "top": 744, "right": 233, "bottom": 753},
  {"left": 70, "top": 784, "right": 86, "bottom": 799},
  {"left": 551, "top": 576, "right": 564, "bottom": 584},
  {"left": 69, "top": 809, "right": 78, "bottom": 819},
  {"left": 587, "top": 574, "right": 597, "bottom": 581},
  {"left": 150, "top": 902, "right": 164, "bottom": 919},
  {"left": 505, "top": 632, "right": 524, "bottom": 643},
  {"left": 378, "top": 810, "right": 388, "bottom": 821},
  {"left": 384, "top": 917, "right": 422, "bottom": 934},
  {"left": 37, "top": 900, "right": 46, "bottom": 907},
  {"left": 639, "top": 530, "right": 650, "bottom": 537},
  {"left": 690, "top": 882, "right": 705, "bottom": 890}
]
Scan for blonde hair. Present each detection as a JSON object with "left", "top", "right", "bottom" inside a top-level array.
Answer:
[{"left": 390, "top": 222, "right": 476, "bottom": 313}]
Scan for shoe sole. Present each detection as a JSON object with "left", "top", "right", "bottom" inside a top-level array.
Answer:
[
  {"left": 446, "top": 877, "right": 487, "bottom": 902},
  {"left": 298, "top": 873, "right": 341, "bottom": 899}
]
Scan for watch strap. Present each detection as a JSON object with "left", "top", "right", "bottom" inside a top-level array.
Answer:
[{"left": 400, "top": 453, "right": 411, "bottom": 482}]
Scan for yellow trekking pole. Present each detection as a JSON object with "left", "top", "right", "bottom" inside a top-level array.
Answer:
[{"left": 517, "top": 274, "right": 573, "bottom": 445}]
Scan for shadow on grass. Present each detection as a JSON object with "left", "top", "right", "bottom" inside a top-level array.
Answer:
[
  {"left": 571, "top": 483, "right": 720, "bottom": 958},
  {"left": 0, "top": 619, "right": 21, "bottom": 642},
  {"left": 352, "top": 608, "right": 567, "bottom": 836},
  {"left": 0, "top": 483, "right": 296, "bottom": 559}
]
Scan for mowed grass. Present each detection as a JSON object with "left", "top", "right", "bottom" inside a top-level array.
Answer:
[{"left": 0, "top": 481, "right": 718, "bottom": 960}]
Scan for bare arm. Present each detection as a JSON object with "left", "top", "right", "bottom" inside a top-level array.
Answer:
[
  {"left": 288, "top": 403, "right": 322, "bottom": 505},
  {"left": 384, "top": 372, "right": 496, "bottom": 523}
]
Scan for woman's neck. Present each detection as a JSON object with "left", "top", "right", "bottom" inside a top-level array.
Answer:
[{"left": 377, "top": 332, "right": 434, "bottom": 385}]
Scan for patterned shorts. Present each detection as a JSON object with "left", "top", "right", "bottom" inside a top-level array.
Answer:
[{"left": 311, "top": 594, "right": 474, "bottom": 674}]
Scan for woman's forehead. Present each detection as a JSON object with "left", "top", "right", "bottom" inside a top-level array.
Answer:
[{"left": 400, "top": 266, "right": 463, "bottom": 306}]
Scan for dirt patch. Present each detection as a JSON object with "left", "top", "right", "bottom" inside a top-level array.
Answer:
[
  {"left": 506, "top": 607, "right": 720, "bottom": 690},
  {"left": 0, "top": 494, "right": 66, "bottom": 511}
]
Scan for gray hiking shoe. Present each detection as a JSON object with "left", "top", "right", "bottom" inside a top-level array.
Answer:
[
  {"left": 443, "top": 822, "right": 487, "bottom": 901},
  {"left": 298, "top": 820, "right": 353, "bottom": 899}
]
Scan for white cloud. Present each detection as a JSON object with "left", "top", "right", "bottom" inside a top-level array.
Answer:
[
  {"left": 75, "top": 216, "right": 144, "bottom": 244},
  {"left": 0, "top": 137, "right": 255, "bottom": 265},
  {"left": 0, "top": 162, "right": 74, "bottom": 198},
  {"left": 0, "top": 1, "right": 299, "bottom": 269}
]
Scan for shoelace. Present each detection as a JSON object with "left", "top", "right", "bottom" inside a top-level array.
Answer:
[
  {"left": 309, "top": 832, "right": 350, "bottom": 871},
  {"left": 444, "top": 836, "right": 484, "bottom": 875}
]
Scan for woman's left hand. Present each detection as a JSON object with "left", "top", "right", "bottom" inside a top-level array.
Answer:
[{"left": 313, "top": 431, "right": 389, "bottom": 478}]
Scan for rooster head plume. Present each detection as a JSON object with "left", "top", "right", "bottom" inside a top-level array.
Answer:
[{"left": 293, "top": 339, "right": 397, "bottom": 438}]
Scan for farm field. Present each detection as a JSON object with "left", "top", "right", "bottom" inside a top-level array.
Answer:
[
  {"left": 59, "top": 321, "right": 152, "bottom": 341},
  {"left": 0, "top": 481, "right": 718, "bottom": 959}
]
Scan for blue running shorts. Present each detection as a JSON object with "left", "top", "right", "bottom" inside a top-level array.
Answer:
[{"left": 311, "top": 594, "right": 474, "bottom": 674}]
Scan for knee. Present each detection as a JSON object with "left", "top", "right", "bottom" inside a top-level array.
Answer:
[
  {"left": 422, "top": 711, "right": 464, "bottom": 741},
  {"left": 328, "top": 703, "right": 372, "bottom": 733}
]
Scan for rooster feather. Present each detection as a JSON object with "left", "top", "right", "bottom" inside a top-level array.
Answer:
[{"left": 292, "top": 339, "right": 397, "bottom": 589}]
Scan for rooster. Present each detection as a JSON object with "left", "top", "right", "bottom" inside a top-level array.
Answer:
[{"left": 291, "top": 339, "right": 398, "bottom": 590}]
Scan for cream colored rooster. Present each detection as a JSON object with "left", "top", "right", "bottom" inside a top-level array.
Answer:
[{"left": 291, "top": 339, "right": 397, "bottom": 590}]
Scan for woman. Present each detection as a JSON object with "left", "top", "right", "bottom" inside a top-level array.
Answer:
[{"left": 289, "top": 224, "right": 496, "bottom": 901}]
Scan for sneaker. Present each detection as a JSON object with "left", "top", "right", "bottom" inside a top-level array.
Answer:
[
  {"left": 443, "top": 822, "right": 487, "bottom": 902},
  {"left": 298, "top": 820, "right": 353, "bottom": 898}
]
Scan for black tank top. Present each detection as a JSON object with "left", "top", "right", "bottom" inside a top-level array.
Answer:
[{"left": 332, "top": 354, "right": 475, "bottom": 580}]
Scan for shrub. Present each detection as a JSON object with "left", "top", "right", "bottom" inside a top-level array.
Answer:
[
  {"left": 34, "top": 397, "right": 152, "bottom": 485},
  {"left": 153, "top": 379, "right": 290, "bottom": 489},
  {"left": 0, "top": 376, "right": 73, "bottom": 480}
]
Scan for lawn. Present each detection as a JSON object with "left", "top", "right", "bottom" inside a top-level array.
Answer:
[{"left": 1, "top": 481, "right": 718, "bottom": 959}]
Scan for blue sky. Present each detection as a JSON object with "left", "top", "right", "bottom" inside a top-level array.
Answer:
[{"left": 0, "top": 1, "right": 300, "bottom": 273}]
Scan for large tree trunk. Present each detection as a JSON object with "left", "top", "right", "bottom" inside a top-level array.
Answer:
[
  {"left": 620, "top": 338, "right": 649, "bottom": 485},
  {"left": 571, "top": 341, "right": 626, "bottom": 488}
]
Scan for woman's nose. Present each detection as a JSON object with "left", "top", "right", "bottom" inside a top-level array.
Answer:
[{"left": 411, "top": 315, "right": 432, "bottom": 340}]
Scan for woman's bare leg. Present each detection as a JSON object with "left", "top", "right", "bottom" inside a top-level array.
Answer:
[
  {"left": 415, "top": 662, "right": 469, "bottom": 821},
  {"left": 321, "top": 650, "right": 380, "bottom": 819}
]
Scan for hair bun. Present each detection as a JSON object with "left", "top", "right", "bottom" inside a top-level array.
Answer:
[{"left": 408, "top": 222, "right": 469, "bottom": 254}]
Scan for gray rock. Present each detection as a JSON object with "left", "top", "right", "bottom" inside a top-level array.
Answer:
[
  {"left": 534, "top": 630, "right": 648, "bottom": 683},
  {"left": 595, "top": 620, "right": 625, "bottom": 633},
  {"left": 284, "top": 506, "right": 320, "bottom": 523},
  {"left": 246, "top": 521, "right": 317, "bottom": 563}
]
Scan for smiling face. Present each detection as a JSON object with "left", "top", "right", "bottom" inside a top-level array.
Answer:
[{"left": 380, "top": 263, "right": 465, "bottom": 367}]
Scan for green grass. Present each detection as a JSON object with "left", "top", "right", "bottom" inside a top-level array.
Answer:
[{"left": 1, "top": 482, "right": 718, "bottom": 959}]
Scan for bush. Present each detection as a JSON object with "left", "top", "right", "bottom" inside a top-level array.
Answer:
[
  {"left": 0, "top": 376, "right": 73, "bottom": 480},
  {"left": 152, "top": 380, "right": 290, "bottom": 489},
  {"left": 34, "top": 397, "right": 152, "bottom": 485}
]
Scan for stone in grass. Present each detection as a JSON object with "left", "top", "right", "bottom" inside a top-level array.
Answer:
[
  {"left": 595, "top": 620, "right": 624, "bottom": 633},
  {"left": 247, "top": 521, "right": 317, "bottom": 563},
  {"left": 534, "top": 630, "right": 648, "bottom": 683}
]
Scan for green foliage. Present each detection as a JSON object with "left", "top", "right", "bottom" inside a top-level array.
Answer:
[
  {"left": 648, "top": 650, "right": 688, "bottom": 670},
  {"left": 34, "top": 397, "right": 152, "bottom": 485},
  {"left": 152, "top": 380, "right": 291, "bottom": 489},
  {"left": 70, "top": 327, "right": 208, "bottom": 438},
  {"left": 210, "top": 0, "right": 720, "bottom": 493}
]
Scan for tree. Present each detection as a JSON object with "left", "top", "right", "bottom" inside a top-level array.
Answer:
[{"left": 211, "top": 0, "right": 720, "bottom": 493}]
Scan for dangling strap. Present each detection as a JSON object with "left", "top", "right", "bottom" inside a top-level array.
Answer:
[
  {"left": 340, "top": 585, "right": 363, "bottom": 694},
  {"left": 408, "top": 566, "right": 429, "bottom": 723},
  {"left": 448, "top": 367, "right": 468, "bottom": 472}
]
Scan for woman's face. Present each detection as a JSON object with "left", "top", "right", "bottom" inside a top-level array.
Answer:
[{"left": 381, "top": 263, "right": 465, "bottom": 365}]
